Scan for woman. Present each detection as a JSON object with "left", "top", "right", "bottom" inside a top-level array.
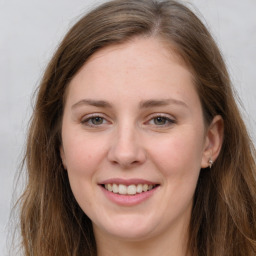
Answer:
[{"left": 18, "top": 0, "right": 256, "bottom": 255}]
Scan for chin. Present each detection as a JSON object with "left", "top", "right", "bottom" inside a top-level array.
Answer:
[{"left": 93, "top": 214, "right": 159, "bottom": 241}]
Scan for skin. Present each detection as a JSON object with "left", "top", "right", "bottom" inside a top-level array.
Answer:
[{"left": 60, "top": 37, "right": 223, "bottom": 256}]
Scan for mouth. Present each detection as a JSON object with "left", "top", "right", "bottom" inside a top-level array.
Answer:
[{"left": 101, "top": 183, "right": 160, "bottom": 196}]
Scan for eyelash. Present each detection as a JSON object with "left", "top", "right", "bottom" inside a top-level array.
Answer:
[
  {"left": 146, "top": 114, "right": 175, "bottom": 127},
  {"left": 81, "top": 114, "right": 175, "bottom": 128},
  {"left": 81, "top": 114, "right": 109, "bottom": 127}
]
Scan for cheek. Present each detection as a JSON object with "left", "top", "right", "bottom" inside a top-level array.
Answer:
[
  {"left": 63, "top": 136, "right": 107, "bottom": 209},
  {"left": 64, "top": 140, "right": 104, "bottom": 175},
  {"left": 149, "top": 128, "right": 204, "bottom": 177},
  {"left": 61, "top": 130, "right": 109, "bottom": 195}
]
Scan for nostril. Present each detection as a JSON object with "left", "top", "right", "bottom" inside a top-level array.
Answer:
[{"left": 111, "top": 159, "right": 139, "bottom": 168}]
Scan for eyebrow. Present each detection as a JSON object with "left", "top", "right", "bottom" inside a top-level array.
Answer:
[
  {"left": 72, "top": 99, "right": 112, "bottom": 109},
  {"left": 71, "top": 98, "right": 188, "bottom": 110},
  {"left": 139, "top": 99, "right": 188, "bottom": 109}
]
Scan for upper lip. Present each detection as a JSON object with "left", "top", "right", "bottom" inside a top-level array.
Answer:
[{"left": 99, "top": 178, "right": 159, "bottom": 186}]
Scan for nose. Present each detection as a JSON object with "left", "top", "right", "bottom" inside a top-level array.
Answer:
[{"left": 107, "top": 124, "right": 147, "bottom": 168}]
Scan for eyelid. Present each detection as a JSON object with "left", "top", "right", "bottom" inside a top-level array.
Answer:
[
  {"left": 80, "top": 112, "right": 175, "bottom": 128},
  {"left": 81, "top": 113, "right": 111, "bottom": 127},
  {"left": 145, "top": 113, "right": 176, "bottom": 126}
]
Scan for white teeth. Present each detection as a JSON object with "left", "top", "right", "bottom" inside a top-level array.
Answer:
[
  {"left": 104, "top": 183, "right": 157, "bottom": 195},
  {"left": 106, "top": 184, "right": 112, "bottom": 192},
  {"left": 127, "top": 185, "right": 136, "bottom": 195},
  {"left": 112, "top": 184, "right": 119, "bottom": 193},
  {"left": 142, "top": 184, "right": 148, "bottom": 192},
  {"left": 136, "top": 184, "right": 143, "bottom": 193},
  {"left": 118, "top": 184, "right": 127, "bottom": 195}
]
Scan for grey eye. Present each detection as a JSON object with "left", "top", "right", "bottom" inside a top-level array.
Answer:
[
  {"left": 153, "top": 117, "right": 168, "bottom": 125},
  {"left": 91, "top": 117, "right": 104, "bottom": 125}
]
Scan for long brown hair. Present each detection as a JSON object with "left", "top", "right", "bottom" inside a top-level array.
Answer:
[{"left": 17, "top": 0, "right": 256, "bottom": 255}]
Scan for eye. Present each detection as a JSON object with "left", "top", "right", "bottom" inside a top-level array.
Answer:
[
  {"left": 90, "top": 116, "right": 104, "bottom": 125},
  {"left": 153, "top": 116, "right": 169, "bottom": 125},
  {"left": 81, "top": 115, "right": 109, "bottom": 127},
  {"left": 147, "top": 114, "right": 175, "bottom": 127}
]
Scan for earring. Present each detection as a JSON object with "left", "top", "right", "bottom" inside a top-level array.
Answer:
[{"left": 208, "top": 158, "right": 213, "bottom": 168}]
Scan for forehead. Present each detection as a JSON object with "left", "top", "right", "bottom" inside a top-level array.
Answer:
[
  {"left": 65, "top": 37, "right": 199, "bottom": 108},
  {"left": 85, "top": 36, "right": 188, "bottom": 74}
]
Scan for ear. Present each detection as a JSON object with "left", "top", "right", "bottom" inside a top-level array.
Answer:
[
  {"left": 201, "top": 115, "right": 224, "bottom": 168},
  {"left": 60, "top": 145, "right": 67, "bottom": 169}
]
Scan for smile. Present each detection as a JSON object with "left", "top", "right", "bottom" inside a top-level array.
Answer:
[{"left": 103, "top": 184, "right": 158, "bottom": 195}]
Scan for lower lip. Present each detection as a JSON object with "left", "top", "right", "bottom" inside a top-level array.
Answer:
[{"left": 100, "top": 185, "right": 159, "bottom": 206}]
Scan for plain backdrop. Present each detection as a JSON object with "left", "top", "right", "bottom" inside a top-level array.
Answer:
[{"left": 0, "top": 0, "right": 255, "bottom": 254}]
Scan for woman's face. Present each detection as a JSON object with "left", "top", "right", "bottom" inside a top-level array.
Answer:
[{"left": 61, "top": 37, "right": 212, "bottom": 242}]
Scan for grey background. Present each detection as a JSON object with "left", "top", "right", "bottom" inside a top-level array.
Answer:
[{"left": 0, "top": 0, "right": 255, "bottom": 254}]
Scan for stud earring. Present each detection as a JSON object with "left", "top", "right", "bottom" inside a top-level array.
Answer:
[{"left": 209, "top": 158, "right": 213, "bottom": 168}]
